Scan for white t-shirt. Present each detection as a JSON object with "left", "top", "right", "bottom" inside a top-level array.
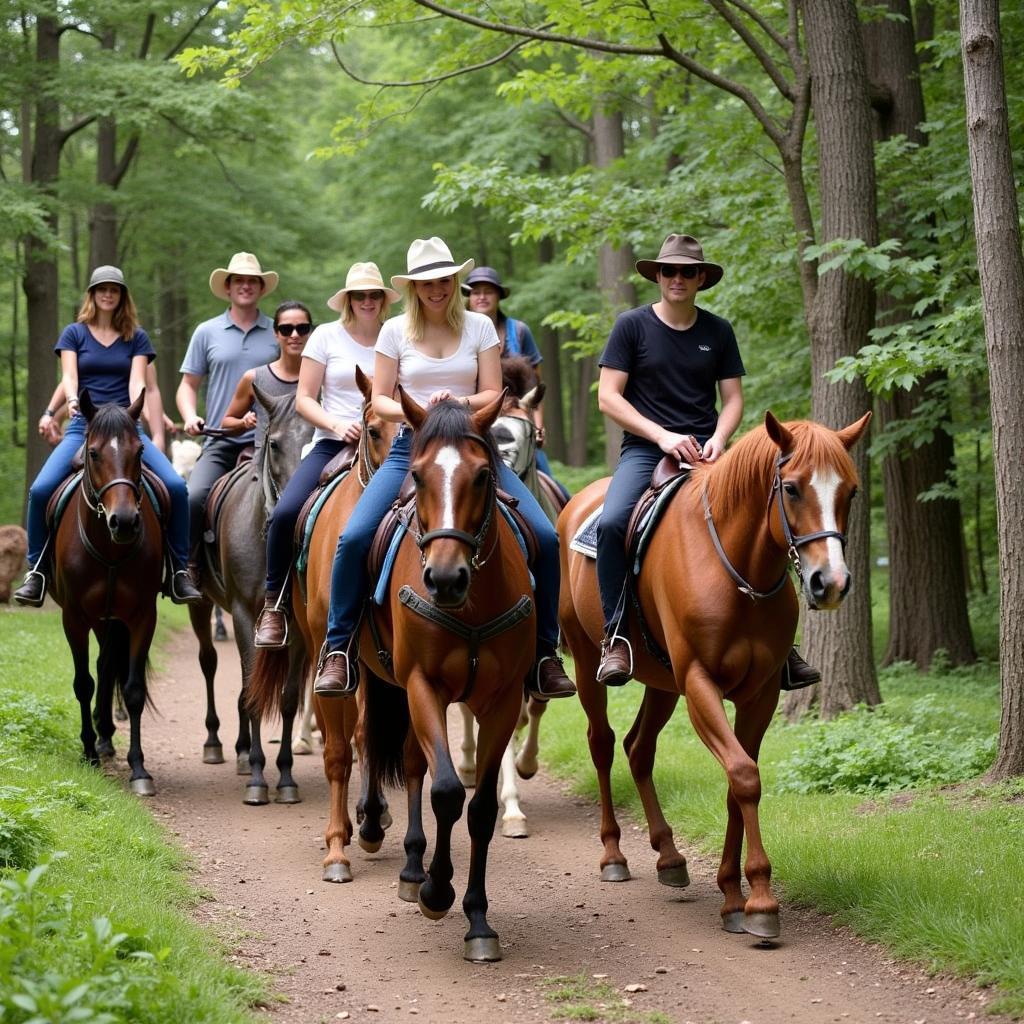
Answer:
[
  {"left": 303, "top": 321, "right": 378, "bottom": 444},
  {"left": 375, "top": 310, "right": 500, "bottom": 408}
]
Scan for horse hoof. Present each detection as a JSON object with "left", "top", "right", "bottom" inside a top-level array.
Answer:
[
  {"left": 464, "top": 937, "right": 502, "bottom": 963},
  {"left": 742, "top": 911, "right": 781, "bottom": 939},
  {"left": 722, "top": 911, "right": 746, "bottom": 934},
  {"left": 515, "top": 764, "right": 537, "bottom": 781},
  {"left": 97, "top": 742, "right": 115, "bottom": 759},
  {"left": 114, "top": 707, "right": 128, "bottom": 723},
  {"left": 243, "top": 785, "right": 269, "bottom": 805},
  {"left": 358, "top": 834, "right": 383, "bottom": 854},
  {"left": 293, "top": 739, "right": 312, "bottom": 756},
  {"left": 323, "top": 863, "right": 353, "bottom": 884},
  {"left": 501, "top": 817, "right": 529, "bottom": 839},
  {"left": 398, "top": 880, "right": 421, "bottom": 903},
  {"left": 235, "top": 753, "right": 251, "bottom": 775},
  {"left": 202, "top": 744, "right": 224, "bottom": 764},
  {"left": 457, "top": 771, "right": 476, "bottom": 789},
  {"left": 275, "top": 786, "right": 301, "bottom": 804},
  {"left": 380, "top": 809, "right": 393, "bottom": 831},
  {"left": 657, "top": 864, "right": 690, "bottom": 888},
  {"left": 418, "top": 897, "right": 448, "bottom": 921},
  {"left": 130, "top": 778, "right": 156, "bottom": 797},
  {"left": 600, "top": 863, "right": 631, "bottom": 883}
]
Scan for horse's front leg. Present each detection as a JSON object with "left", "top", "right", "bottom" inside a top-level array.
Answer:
[
  {"left": 498, "top": 738, "right": 527, "bottom": 838},
  {"left": 189, "top": 598, "right": 224, "bottom": 764},
  {"left": 318, "top": 693, "right": 358, "bottom": 883},
  {"left": 273, "top": 642, "right": 304, "bottom": 804},
  {"left": 623, "top": 686, "right": 688, "bottom": 885},
  {"left": 235, "top": 607, "right": 268, "bottom": 804},
  {"left": 456, "top": 703, "right": 476, "bottom": 787},
  {"left": 65, "top": 613, "right": 98, "bottom": 764},
  {"left": 514, "top": 694, "right": 546, "bottom": 780},
  {"left": 124, "top": 612, "right": 157, "bottom": 796}
]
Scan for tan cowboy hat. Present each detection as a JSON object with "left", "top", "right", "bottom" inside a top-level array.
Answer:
[
  {"left": 390, "top": 237, "right": 473, "bottom": 288},
  {"left": 327, "top": 262, "right": 400, "bottom": 312},
  {"left": 635, "top": 234, "right": 724, "bottom": 290},
  {"left": 209, "top": 252, "right": 279, "bottom": 301}
]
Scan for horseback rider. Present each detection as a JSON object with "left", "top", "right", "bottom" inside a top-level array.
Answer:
[
  {"left": 253, "top": 263, "right": 399, "bottom": 649},
  {"left": 176, "top": 253, "right": 281, "bottom": 587},
  {"left": 312, "top": 237, "right": 576, "bottom": 701},
  {"left": 13, "top": 266, "right": 200, "bottom": 606},
  {"left": 594, "top": 234, "right": 820, "bottom": 689}
]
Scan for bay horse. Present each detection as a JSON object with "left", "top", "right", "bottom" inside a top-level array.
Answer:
[
  {"left": 558, "top": 411, "right": 870, "bottom": 940},
  {"left": 249, "top": 367, "right": 396, "bottom": 880},
  {"left": 189, "top": 386, "right": 312, "bottom": 804},
  {"left": 50, "top": 389, "right": 162, "bottom": 795}
]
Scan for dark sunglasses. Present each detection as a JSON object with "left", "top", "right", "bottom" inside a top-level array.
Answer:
[
  {"left": 350, "top": 290, "right": 385, "bottom": 302},
  {"left": 276, "top": 322, "right": 312, "bottom": 337},
  {"left": 659, "top": 264, "right": 701, "bottom": 279}
]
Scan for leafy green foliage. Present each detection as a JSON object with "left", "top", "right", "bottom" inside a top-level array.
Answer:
[
  {"left": 0, "top": 691, "right": 74, "bottom": 754},
  {"left": 0, "top": 789, "right": 51, "bottom": 871}
]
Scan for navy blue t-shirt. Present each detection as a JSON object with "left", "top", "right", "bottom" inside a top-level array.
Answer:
[
  {"left": 599, "top": 305, "right": 745, "bottom": 448},
  {"left": 55, "top": 323, "right": 155, "bottom": 408}
]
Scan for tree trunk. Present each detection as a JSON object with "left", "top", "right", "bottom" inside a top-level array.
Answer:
[
  {"left": 157, "top": 263, "right": 189, "bottom": 412},
  {"left": 568, "top": 354, "right": 596, "bottom": 466},
  {"left": 863, "top": 0, "right": 975, "bottom": 668},
  {"left": 786, "top": 0, "right": 881, "bottom": 719},
  {"left": 537, "top": 233, "right": 566, "bottom": 461},
  {"left": 960, "top": 0, "right": 1024, "bottom": 778}
]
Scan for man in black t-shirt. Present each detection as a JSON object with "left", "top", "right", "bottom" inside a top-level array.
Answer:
[{"left": 594, "top": 233, "right": 820, "bottom": 690}]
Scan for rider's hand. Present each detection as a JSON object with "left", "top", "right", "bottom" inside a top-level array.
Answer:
[
  {"left": 242, "top": 410, "right": 258, "bottom": 430},
  {"left": 341, "top": 420, "right": 362, "bottom": 444},
  {"left": 183, "top": 415, "right": 205, "bottom": 436},
  {"left": 38, "top": 414, "right": 61, "bottom": 446},
  {"left": 702, "top": 435, "right": 726, "bottom": 463},
  {"left": 427, "top": 389, "right": 453, "bottom": 406},
  {"left": 536, "top": 425, "right": 546, "bottom": 448},
  {"left": 657, "top": 430, "right": 702, "bottom": 464}
]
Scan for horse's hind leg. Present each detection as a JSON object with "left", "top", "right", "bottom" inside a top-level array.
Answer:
[
  {"left": 623, "top": 687, "right": 687, "bottom": 886},
  {"left": 514, "top": 694, "right": 546, "bottom": 780},
  {"left": 123, "top": 614, "right": 157, "bottom": 796},
  {"left": 399, "top": 727, "right": 428, "bottom": 903},
  {"left": 498, "top": 737, "right": 527, "bottom": 838},
  {"left": 234, "top": 607, "right": 268, "bottom": 804},
  {"left": 273, "top": 643, "right": 305, "bottom": 804},
  {"left": 93, "top": 630, "right": 118, "bottom": 759},
  {"left": 318, "top": 692, "right": 357, "bottom": 882},
  {"left": 294, "top": 675, "right": 316, "bottom": 755},
  {"left": 190, "top": 599, "right": 224, "bottom": 763},
  {"left": 456, "top": 703, "right": 476, "bottom": 787},
  {"left": 65, "top": 614, "right": 98, "bottom": 765}
]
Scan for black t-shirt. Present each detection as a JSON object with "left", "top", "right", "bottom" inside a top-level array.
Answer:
[{"left": 599, "top": 305, "right": 745, "bottom": 447}]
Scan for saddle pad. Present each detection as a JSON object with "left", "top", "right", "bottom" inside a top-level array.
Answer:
[
  {"left": 569, "top": 504, "right": 602, "bottom": 559},
  {"left": 295, "top": 470, "right": 350, "bottom": 577}
]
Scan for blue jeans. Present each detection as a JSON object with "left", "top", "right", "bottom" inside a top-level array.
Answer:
[
  {"left": 25, "top": 415, "right": 191, "bottom": 568},
  {"left": 264, "top": 439, "right": 345, "bottom": 594},
  {"left": 325, "top": 429, "right": 561, "bottom": 655}
]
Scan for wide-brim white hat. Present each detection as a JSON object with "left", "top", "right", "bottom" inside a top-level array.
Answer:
[
  {"left": 327, "top": 262, "right": 401, "bottom": 312},
  {"left": 209, "top": 252, "right": 279, "bottom": 301},
  {"left": 390, "top": 237, "right": 473, "bottom": 288}
]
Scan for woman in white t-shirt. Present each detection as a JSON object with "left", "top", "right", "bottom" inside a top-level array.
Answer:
[
  {"left": 313, "top": 237, "right": 576, "bottom": 701},
  {"left": 254, "top": 263, "right": 399, "bottom": 648}
]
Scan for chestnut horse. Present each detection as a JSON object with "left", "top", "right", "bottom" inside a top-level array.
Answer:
[
  {"left": 51, "top": 390, "right": 163, "bottom": 795},
  {"left": 558, "top": 411, "right": 870, "bottom": 940}
]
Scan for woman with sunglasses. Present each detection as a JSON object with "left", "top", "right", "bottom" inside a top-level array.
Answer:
[
  {"left": 220, "top": 301, "right": 313, "bottom": 452},
  {"left": 254, "top": 265, "right": 398, "bottom": 648}
]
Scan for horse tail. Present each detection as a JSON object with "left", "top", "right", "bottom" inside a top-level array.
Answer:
[
  {"left": 248, "top": 646, "right": 290, "bottom": 722},
  {"left": 363, "top": 671, "right": 409, "bottom": 790}
]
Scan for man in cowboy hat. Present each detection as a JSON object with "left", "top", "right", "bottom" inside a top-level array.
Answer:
[
  {"left": 176, "top": 252, "right": 281, "bottom": 579},
  {"left": 594, "top": 233, "right": 820, "bottom": 689}
]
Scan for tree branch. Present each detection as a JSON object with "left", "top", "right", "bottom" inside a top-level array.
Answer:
[
  {"left": 162, "top": 3, "right": 219, "bottom": 61},
  {"left": 138, "top": 13, "right": 156, "bottom": 60},
  {"left": 59, "top": 115, "right": 97, "bottom": 146},
  {"left": 59, "top": 24, "right": 102, "bottom": 42},
  {"left": 551, "top": 105, "right": 593, "bottom": 141},
  {"left": 112, "top": 134, "right": 141, "bottom": 188},
  {"left": 722, "top": 0, "right": 790, "bottom": 53},
  {"left": 158, "top": 113, "right": 243, "bottom": 193},
  {"left": 707, "top": 0, "right": 794, "bottom": 101}
]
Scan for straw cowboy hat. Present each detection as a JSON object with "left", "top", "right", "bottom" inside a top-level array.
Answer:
[
  {"left": 209, "top": 252, "right": 279, "bottom": 301},
  {"left": 461, "top": 266, "right": 510, "bottom": 299},
  {"left": 635, "top": 234, "right": 724, "bottom": 290},
  {"left": 327, "top": 262, "right": 400, "bottom": 312},
  {"left": 390, "top": 237, "right": 473, "bottom": 288}
]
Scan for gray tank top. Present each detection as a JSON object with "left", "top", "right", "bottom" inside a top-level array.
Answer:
[{"left": 252, "top": 364, "right": 298, "bottom": 450}]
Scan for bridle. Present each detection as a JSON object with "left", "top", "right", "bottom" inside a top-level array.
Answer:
[
  {"left": 80, "top": 443, "right": 142, "bottom": 522},
  {"left": 702, "top": 451, "right": 848, "bottom": 601}
]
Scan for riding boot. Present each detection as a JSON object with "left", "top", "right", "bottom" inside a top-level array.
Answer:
[
  {"left": 781, "top": 647, "right": 821, "bottom": 690},
  {"left": 314, "top": 647, "right": 357, "bottom": 698},
  {"left": 12, "top": 569, "right": 47, "bottom": 608},
  {"left": 169, "top": 566, "right": 203, "bottom": 605},
  {"left": 528, "top": 649, "right": 576, "bottom": 701},
  {"left": 254, "top": 591, "right": 289, "bottom": 649},
  {"left": 596, "top": 635, "right": 634, "bottom": 687}
]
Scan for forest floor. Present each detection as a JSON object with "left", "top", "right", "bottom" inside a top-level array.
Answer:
[{"left": 124, "top": 625, "right": 1010, "bottom": 1024}]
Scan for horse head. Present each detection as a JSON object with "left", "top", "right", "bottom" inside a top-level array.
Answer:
[
  {"left": 253, "top": 383, "right": 313, "bottom": 515},
  {"left": 401, "top": 387, "right": 505, "bottom": 609},
  {"left": 764, "top": 410, "right": 871, "bottom": 610},
  {"left": 80, "top": 388, "right": 145, "bottom": 545}
]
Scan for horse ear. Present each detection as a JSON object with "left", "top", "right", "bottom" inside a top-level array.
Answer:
[
  {"left": 252, "top": 380, "right": 273, "bottom": 414},
  {"left": 398, "top": 386, "right": 427, "bottom": 430},
  {"left": 127, "top": 387, "right": 145, "bottom": 422},
  {"left": 79, "top": 389, "right": 97, "bottom": 421},
  {"left": 764, "top": 410, "right": 794, "bottom": 455},
  {"left": 835, "top": 411, "right": 872, "bottom": 451},
  {"left": 522, "top": 381, "right": 546, "bottom": 411},
  {"left": 473, "top": 388, "right": 507, "bottom": 434},
  {"left": 355, "top": 365, "right": 373, "bottom": 402}
]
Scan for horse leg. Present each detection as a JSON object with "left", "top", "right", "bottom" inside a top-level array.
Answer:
[
  {"left": 318, "top": 692, "right": 357, "bottom": 883},
  {"left": 514, "top": 694, "right": 547, "bottom": 780},
  {"left": 190, "top": 599, "right": 223, "bottom": 764},
  {"left": 684, "top": 664, "right": 780, "bottom": 938},
  {"left": 356, "top": 676, "right": 393, "bottom": 851},
  {"left": 622, "top": 687, "right": 688, "bottom": 886},
  {"left": 398, "top": 727, "right": 428, "bottom": 903},
  {"left": 123, "top": 614, "right": 157, "bottom": 796},
  {"left": 273, "top": 642, "right": 304, "bottom": 804},
  {"left": 235, "top": 608, "right": 267, "bottom": 804},
  {"left": 294, "top": 675, "right": 316, "bottom": 755},
  {"left": 65, "top": 614, "right": 98, "bottom": 765},
  {"left": 498, "top": 737, "right": 527, "bottom": 839},
  {"left": 93, "top": 628, "right": 117, "bottom": 759},
  {"left": 456, "top": 703, "right": 476, "bottom": 787}
]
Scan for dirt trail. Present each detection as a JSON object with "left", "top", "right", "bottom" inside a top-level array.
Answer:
[{"left": 133, "top": 626, "right": 1000, "bottom": 1024}]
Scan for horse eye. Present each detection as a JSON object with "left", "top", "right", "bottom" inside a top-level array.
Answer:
[
  {"left": 783, "top": 482, "right": 800, "bottom": 499},
  {"left": 474, "top": 469, "right": 490, "bottom": 488},
  {"left": 88, "top": 448, "right": 99, "bottom": 461},
  {"left": 268, "top": 439, "right": 279, "bottom": 451},
  {"left": 411, "top": 470, "right": 423, "bottom": 488},
  {"left": 368, "top": 427, "right": 381, "bottom": 441},
  {"left": 849, "top": 486, "right": 859, "bottom": 501}
]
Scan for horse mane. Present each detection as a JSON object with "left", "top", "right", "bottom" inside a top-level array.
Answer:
[
  {"left": 694, "top": 419, "right": 854, "bottom": 520},
  {"left": 411, "top": 399, "right": 501, "bottom": 475},
  {"left": 501, "top": 356, "right": 537, "bottom": 400},
  {"left": 87, "top": 403, "right": 135, "bottom": 445}
]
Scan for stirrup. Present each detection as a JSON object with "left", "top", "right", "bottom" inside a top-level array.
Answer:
[
  {"left": 314, "top": 644, "right": 358, "bottom": 697},
  {"left": 13, "top": 569, "right": 47, "bottom": 608},
  {"left": 597, "top": 632, "right": 634, "bottom": 685},
  {"left": 254, "top": 592, "right": 289, "bottom": 648}
]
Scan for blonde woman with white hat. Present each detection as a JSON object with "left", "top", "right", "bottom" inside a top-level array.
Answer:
[
  {"left": 312, "top": 237, "right": 576, "bottom": 700},
  {"left": 254, "top": 263, "right": 399, "bottom": 648},
  {"left": 176, "top": 252, "right": 280, "bottom": 581}
]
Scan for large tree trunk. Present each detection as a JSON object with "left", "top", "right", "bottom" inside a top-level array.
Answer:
[
  {"left": 787, "top": 0, "right": 881, "bottom": 719},
  {"left": 156, "top": 262, "right": 189, "bottom": 411},
  {"left": 960, "top": 0, "right": 1024, "bottom": 778},
  {"left": 863, "top": 0, "right": 975, "bottom": 668},
  {"left": 537, "top": 233, "right": 566, "bottom": 461}
]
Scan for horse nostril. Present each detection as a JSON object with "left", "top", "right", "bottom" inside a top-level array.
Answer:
[
  {"left": 456, "top": 566, "right": 469, "bottom": 592},
  {"left": 108, "top": 512, "right": 119, "bottom": 531},
  {"left": 839, "top": 572, "right": 852, "bottom": 597},
  {"left": 809, "top": 570, "right": 828, "bottom": 601},
  {"left": 423, "top": 567, "right": 436, "bottom": 595}
]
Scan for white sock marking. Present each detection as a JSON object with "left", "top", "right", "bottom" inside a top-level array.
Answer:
[{"left": 435, "top": 446, "right": 462, "bottom": 529}]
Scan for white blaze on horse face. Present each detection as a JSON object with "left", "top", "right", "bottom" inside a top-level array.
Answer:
[
  {"left": 808, "top": 468, "right": 847, "bottom": 574},
  {"left": 108, "top": 437, "right": 119, "bottom": 455},
  {"left": 435, "top": 446, "right": 462, "bottom": 529}
]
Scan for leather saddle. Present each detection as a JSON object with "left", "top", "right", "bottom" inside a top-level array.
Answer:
[
  {"left": 623, "top": 456, "right": 691, "bottom": 557},
  {"left": 292, "top": 444, "right": 358, "bottom": 561}
]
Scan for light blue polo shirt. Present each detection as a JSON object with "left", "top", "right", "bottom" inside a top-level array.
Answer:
[{"left": 179, "top": 309, "right": 279, "bottom": 445}]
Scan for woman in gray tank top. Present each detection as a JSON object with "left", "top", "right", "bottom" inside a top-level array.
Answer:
[{"left": 220, "top": 301, "right": 312, "bottom": 449}]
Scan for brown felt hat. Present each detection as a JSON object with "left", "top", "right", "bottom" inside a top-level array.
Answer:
[{"left": 635, "top": 234, "right": 723, "bottom": 290}]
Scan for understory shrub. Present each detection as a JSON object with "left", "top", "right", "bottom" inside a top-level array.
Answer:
[
  {"left": 0, "top": 691, "right": 73, "bottom": 753},
  {"left": 0, "top": 788, "right": 52, "bottom": 870},
  {"left": 776, "top": 695, "right": 996, "bottom": 795}
]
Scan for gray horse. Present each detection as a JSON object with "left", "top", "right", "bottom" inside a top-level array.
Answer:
[{"left": 189, "top": 385, "right": 313, "bottom": 805}]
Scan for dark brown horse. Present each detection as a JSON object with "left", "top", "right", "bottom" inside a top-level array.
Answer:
[
  {"left": 51, "top": 390, "right": 163, "bottom": 795},
  {"left": 558, "top": 411, "right": 870, "bottom": 940}
]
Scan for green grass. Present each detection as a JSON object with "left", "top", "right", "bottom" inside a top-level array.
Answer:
[
  {"left": 539, "top": 658, "right": 1024, "bottom": 1017},
  {"left": 0, "top": 605, "right": 264, "bottom": 1024},
  {"left": 541, "top": 974, "right": 671, "bottom": 1024}
]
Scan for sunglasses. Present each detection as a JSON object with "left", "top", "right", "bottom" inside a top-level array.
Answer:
[
  {"left": 276, "top": 322, "right": 312, "bottom": 337},
  {"left": 350, "top": 290, "right": 385, "bottom": 302},
  {"left": 659, "top": 264, "right": 701, "bottom": 279}
]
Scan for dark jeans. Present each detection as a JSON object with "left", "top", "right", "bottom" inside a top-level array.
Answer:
[
  {"left": 187, "top": 436, "right": 251, "bottom": 553},
  {"left": 264, "top": 439, "right": 345, "bottom": 594}
]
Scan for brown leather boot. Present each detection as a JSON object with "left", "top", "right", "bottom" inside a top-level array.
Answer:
[
  {"left": 13, "top": 570, "right": 46, "bottom": 608},
  {"left": 254, "top": 594, "right": 288, "bottom": 649},
  {"left": 169, "top": 568, "right": 203, "bottom": 604},
  {"left": 596, "top": 636, "right": 633, "bottom": 687},
  {"left": 781, "top": 647, "right": 821, "bottom": 690},
  {"left": 528, "top": 653, "right": 577, "bottom": 700},
  {"left": 313, "top": 649, "right": 357, "bottom": 697}
]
